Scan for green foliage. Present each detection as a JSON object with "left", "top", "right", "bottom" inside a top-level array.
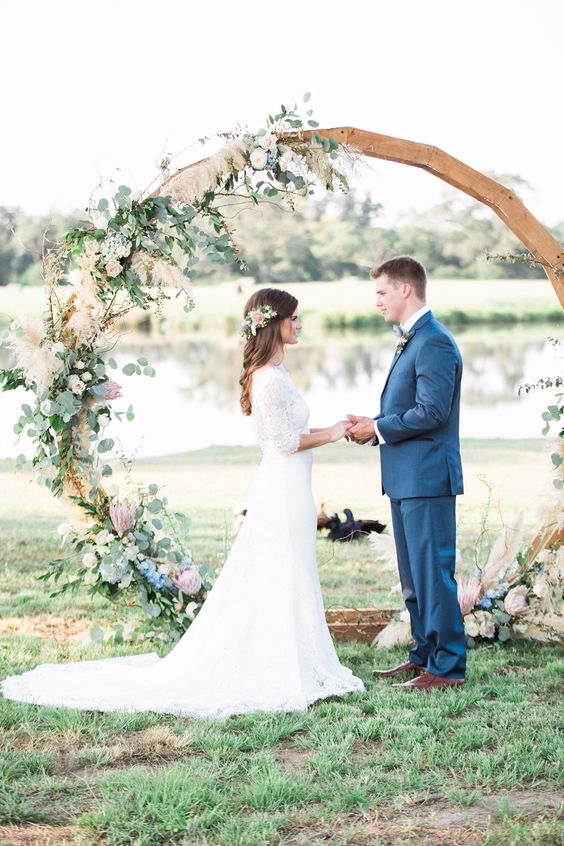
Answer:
[{"left": 519, "top": 339, "right": 563, "bottom": 489}]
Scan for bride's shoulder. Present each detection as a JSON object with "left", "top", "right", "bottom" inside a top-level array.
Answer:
[
  {"left": 252, "top": 365, "right": 286, "bottom": 382},
  {"left": 251, "top": 365, "right": 289, "bottom": 398}
]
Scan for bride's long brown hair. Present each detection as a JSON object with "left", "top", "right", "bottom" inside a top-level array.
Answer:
[{"left": 239, "top": 288, "right": 298, "bottom": 415}]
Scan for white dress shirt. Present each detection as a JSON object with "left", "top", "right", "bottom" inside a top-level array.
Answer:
[{"left": 373, "top": 306, "right": 430, "bottom": 445}]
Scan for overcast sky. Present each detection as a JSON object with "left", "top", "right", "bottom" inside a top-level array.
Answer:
[{"left": 2, "top": 0, "right": 563, "bottom": 226}]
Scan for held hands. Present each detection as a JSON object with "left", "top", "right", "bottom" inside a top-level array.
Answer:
[
  {"left": 346, "top": 414, "right": 376, "bottom": 445},
  {"left": 328, "top": 420, "right": 354, "bottom": 443}
]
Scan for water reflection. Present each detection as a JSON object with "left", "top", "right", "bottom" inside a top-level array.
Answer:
[{"left": 1, "top": 326, "right": 561, "bottom": 458}]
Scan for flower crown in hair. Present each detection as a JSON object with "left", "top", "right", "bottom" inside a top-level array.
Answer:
[{"left": 240, "top": 305, "right": 278, "bottom": 340}]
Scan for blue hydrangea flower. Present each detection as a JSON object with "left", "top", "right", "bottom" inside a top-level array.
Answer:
[
  {"left": 137, "top": 558, "right": 167, "bottom": 590},
  {"left": 477, "top": 596, "right": 493, "bottom": 609}
]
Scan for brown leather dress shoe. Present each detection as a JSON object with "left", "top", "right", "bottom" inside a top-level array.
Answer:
[
  {"left": 392, "top": 671, "right": 466, "bottom": 690},
  {"left": 372, "top": 661, "right": 425, "bottom": 678}
]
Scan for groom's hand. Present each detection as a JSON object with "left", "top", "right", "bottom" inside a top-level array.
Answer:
[{"left": 347, "top": 414, "right": 375, "bottom": 445}]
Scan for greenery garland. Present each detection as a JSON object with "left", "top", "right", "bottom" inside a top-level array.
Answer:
[{"left": 0, "top": 97, "right": 351, "bottom": 641}]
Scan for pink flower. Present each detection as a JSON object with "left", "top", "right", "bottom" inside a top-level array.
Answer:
[
  {"left": 457, "top": 577, "right": 482, "bottom": 616},
  {"left": 172, "top": 565, "right": 202, "bottom": 596},
  {"left": 504, "top": 585, "right": 529, "bottom": 617},
  {"left": 105, "top": 259, "right": 123, "bottom": 278},
  {"left": 251, "top": 311, "right": 264, "bottom": 325},
  {"left": 258, "top": 133, "right": 277, "bottom": 152},
  {"left": 479, "top": 620, "right": 496, "bottom": 639},
  {"left": 99, "top": 380, "right": 122, "bottom": 400},
  {"left": 88, "top": 380, "right": 123, "bottom": 408},
  {"left": 109, "top": 499, "right": 138, "bottom": 536}
]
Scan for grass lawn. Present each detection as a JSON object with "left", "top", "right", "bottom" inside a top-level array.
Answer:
[{"left": 0, "top": 440, "right": 562, "bottom": 845}]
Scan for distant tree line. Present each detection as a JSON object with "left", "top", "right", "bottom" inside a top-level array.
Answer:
[{"left": 1, "top": 176, "right": 562, "bottom": 286}]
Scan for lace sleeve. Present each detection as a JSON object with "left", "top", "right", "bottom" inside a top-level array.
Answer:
[{"left": 253, "top": 371, "right": 301, "bottom": 456}]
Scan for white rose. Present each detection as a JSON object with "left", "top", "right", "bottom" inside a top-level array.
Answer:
[
  {"left": 82, "top": 372, "right": 92, "bottom": 382},
  {"left": 258, "top": 133, "right": 277, "bottom": 152},
  {"left": 57, "top": 522, "right": 71, "bottom": 537},
  {"left": 51, "top": 342, "right": 66, "bottom": 357},
  {"left": 95, "top": 529, "right": 112, "bottom": 546},
  {"left": 479, "top": 619, "right": 496, "bottom": 639},
  {"left": 249, "top": 147, "right": 268, "bottom": 170},
  {"left": 68, "top": 374, "right": 86, "bottom": 395},
  {"left": 105, "top": 259, "right": 123, "bottom": 278},
  {"left": 84, "top": 239, "right": 101, "bottom": 256},
  {"left": 278, "top": 154, "right": 294, "bottom": 172},
  {"left": 464, "top": 614, "right": 480, "bottom": 638},
  {"left": 75, "top": 360, "right": 86, "bottom": 370},
  {"left": 115, "top": 241, "right": 131, "bottom": 258},
  {"left": 68, "top": 269, "right": 83, "bottom": 286},
  {"left": 82, "top": 552, "right": 97, "bottom": 567},
  {"left": 532, "top": 579, "right": 549, "bottom": 600}
]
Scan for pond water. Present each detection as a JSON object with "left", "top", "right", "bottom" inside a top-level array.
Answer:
[{"left": 1, "top": 325, "right": 562, "bottom": 459}]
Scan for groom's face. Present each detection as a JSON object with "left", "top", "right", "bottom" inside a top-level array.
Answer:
[{"left": 375, "top": 274, "right": 407, "bottom": 323}]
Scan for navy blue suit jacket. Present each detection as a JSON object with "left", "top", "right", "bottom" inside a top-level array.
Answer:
[{"left": 376, "top": 311, "right": 464, "bottom": 499}]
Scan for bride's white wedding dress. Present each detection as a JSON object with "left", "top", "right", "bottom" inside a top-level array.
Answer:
[{"left": 2, "top": 364, "right": 365, "bottom": 718}]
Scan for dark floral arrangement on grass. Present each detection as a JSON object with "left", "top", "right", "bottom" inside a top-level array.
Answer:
[{"left": 0, "top": 95, "right": 353, "bottom": 640}]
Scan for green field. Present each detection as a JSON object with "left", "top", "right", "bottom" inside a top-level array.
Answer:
[
  {"left": 1, "top": 278, "right": 562, "bottom": 336},
  {"left": 0, "top": 440, "right": 562, "bottom": 845}
]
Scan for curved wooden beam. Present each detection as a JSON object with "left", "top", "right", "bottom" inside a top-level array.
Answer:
[
  {"left": 157, "top": 127, "right": 564, "bottom": 309},
  {"left": 309, "top": 128, "right": 564, "bottom": 309}
]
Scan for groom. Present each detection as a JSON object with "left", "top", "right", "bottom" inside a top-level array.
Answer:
[{"left": 348, "top": 256, "right": 466, "bottom": 690}]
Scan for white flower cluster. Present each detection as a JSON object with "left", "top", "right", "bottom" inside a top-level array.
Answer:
[
  {"left": 249, "top": 132, "right": 278, "bottom": 170},
  {"left": 101, "top": 232, "right": 132, "bottom": 261}
]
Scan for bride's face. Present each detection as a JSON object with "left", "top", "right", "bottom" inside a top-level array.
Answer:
[{"left": 280, "top": 310, "right": 302, "bottom": 345}]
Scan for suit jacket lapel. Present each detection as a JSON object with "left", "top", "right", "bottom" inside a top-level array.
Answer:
[{"left": 380, "top": 311, "right": 434, "bottom": 398}]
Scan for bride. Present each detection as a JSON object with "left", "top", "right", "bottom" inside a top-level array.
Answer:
[{"left": 2, "top": 288, "right": 365, "bottom": 719}]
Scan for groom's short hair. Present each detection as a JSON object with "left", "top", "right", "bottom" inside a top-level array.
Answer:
[{"left": 371, "top": 256, "right": 427, "bottom": 299}]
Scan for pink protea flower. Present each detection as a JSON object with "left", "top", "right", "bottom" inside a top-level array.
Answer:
[
  {"left": 172, "top": 566, "right": 202, "bottom": 596},
  {"left": 99, "top": 380, "right": 123, "bottom": 400},
  {"left": 250, "top": 311, "right": 264, "bottom": 325},
  {"left": 457, "top": 577, "right": 482, "bottom": 616},
  {"left": 504, "top": 585, "right": 529, "bottom": 617},
  {"left": 109, "top": 499, "right": 138, "bottom": 536},
  {"left": 88, "top": 380, "right": 123, "bottom": 408}
]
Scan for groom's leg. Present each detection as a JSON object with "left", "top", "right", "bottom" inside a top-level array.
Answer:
[
  {"left": 390, "top": 499, "right": 429, "bottom": 669},
  {"left": 401, "top": 496, "right": 466, "bottom": 679}
]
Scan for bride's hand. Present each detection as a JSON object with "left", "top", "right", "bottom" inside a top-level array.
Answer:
[{"left": 328, "top": 420, "right": 352, "bottom": 443}]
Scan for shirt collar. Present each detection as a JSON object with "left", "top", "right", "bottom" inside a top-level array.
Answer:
[{"left": 401, "top": 305, "right": 430, "bottom": 334}]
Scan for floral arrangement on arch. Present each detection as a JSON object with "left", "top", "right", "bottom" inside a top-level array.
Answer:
[{"left": 0, "top": 95, "right": 352, "bottom": 640}]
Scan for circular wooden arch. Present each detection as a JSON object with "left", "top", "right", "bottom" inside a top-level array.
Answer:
[{"left": 160, "top": 127, "right": 564, "bottom": 310}]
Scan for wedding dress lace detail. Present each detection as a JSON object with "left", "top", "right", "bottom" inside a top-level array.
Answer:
[
  {"left": 252, "top": 365, "right": 303, "bottom": 456},
  {"left": 2, "top": 365, "right": 365, "bottom": 719}
]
